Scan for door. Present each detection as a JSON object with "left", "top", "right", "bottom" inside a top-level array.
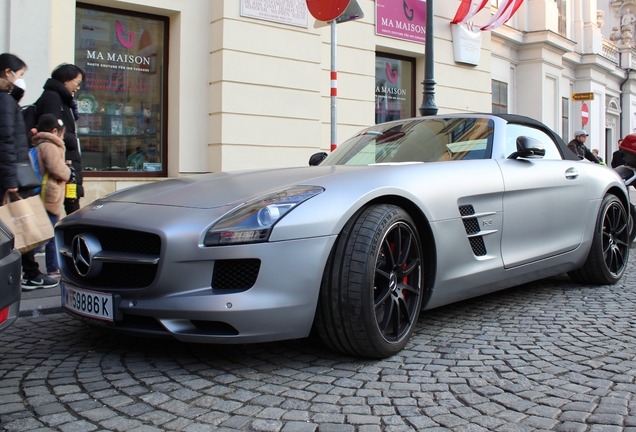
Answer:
[{"left": 497, "top": 125, "right": 588, "bottom": 268}]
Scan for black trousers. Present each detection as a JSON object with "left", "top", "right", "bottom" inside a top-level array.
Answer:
[
  {"left": 22, "top": 249, "right": 41, "bottom": 280},
  {"left": 64, "top": 198, "right": 80, "bottom": 216}
]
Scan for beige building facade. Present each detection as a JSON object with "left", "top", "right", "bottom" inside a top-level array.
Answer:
[{"left": 1, "top": 0, "right": 635, "bottom": 206}]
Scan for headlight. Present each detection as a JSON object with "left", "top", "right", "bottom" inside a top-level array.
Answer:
[{"left": 204, "top": 186, "right": 324, "bottom": 246}]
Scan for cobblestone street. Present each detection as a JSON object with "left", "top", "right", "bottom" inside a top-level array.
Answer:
[{"left": 1, "top": 257, "right": 636, "bottom": 431}]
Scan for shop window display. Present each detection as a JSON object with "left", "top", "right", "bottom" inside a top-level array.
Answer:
[
  {"left": 74, "top": 3, "right": 167, "bottom": 174},
  {"left": 375, "top": 54, "right": 415, "bottom": 124}
]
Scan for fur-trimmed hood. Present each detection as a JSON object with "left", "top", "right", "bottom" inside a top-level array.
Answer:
[
  {"left": 33, "top": 131, "right": 65, "bottom": 149},
  {"left": 0, "top": 78, "right": 14, "bottom": 93}
]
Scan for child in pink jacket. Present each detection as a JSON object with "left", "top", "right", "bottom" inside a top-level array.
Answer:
[{"left": 32, "top": 113, "right": 71, "bottom": 276}]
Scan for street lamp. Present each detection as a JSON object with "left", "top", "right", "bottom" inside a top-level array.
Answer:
[{"left": 419, "top": 0, "right": 437, "bottom": 116}]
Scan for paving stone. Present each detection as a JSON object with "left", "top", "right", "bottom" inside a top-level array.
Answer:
[
  {"left": 557, "top": 422, "right": 588, "bottom": 432},
  {"left": 3, "top": 416, "right": 44, "bottom": 431},
  {"left": 250, "top": 419, "right": 283, "bottom": 432},
  {"left": 39, "top": 412, "right": 77, "bottom": 427},
  {"left": 80, "top": 407, "right": 118, "bottom": 422},
  {"left": 6, "top": 265, "right": 636, "bottom": 432}
]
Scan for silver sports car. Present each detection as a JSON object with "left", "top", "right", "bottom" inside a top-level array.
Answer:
[{"left": 56, "top": 114, "right": 630, "bottom": 358}]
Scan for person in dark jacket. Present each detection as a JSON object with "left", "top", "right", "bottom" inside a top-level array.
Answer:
[
  {"left": 35, "top": 63, "right": 84, "bottom": 215},
  {"left": 567, "top": 129, "right": 600, "bottom": 163},
  {"left": 0, "top": 53, "right": 58, "bottom": 290},
  {"left": 611, "top": 139, "right": 627, "bottom": 168}
]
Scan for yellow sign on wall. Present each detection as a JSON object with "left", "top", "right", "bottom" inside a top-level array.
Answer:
[{"left": 572, "top": 92, "right": 594, "bottom": 101}]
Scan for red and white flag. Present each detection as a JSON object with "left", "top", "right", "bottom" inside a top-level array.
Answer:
[
  {"left": 451, "top": 0, "right": 490, "bottom": 25},
  {"left": 480, "top": 0, "right": 524, "bottom": 31}
]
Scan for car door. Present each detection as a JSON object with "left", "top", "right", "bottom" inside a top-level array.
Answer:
[{"left": 497, "top": 124, "right": 589, "bottom": 268}]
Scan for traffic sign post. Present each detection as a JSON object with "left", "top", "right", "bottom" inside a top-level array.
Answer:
[
  {"left": 306, "top": 0, "right": 363, "bottom": 151},
  {"left": 582, "top": 102, "right": 589, "bottom": 126}
]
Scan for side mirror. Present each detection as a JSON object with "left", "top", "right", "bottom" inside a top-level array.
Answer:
[
  {"left": 508, "top": 136, "right": 546, "bottom": 159},
  {"left": 309, "top": 152, "right": 328, "bottom": 166}
]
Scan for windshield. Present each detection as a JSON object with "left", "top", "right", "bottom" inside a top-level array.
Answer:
[{"left": 322, "top": 117, "right": 495, "bottom": 166}]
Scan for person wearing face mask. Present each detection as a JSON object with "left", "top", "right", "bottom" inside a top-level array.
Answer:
[
  {"left": 35, "top": 63, "right": 85, "bottom": 216},
  {"left": 0, "top": 53, "right": 59, "bottom": 290},
  {"left": 32, "top": 114, "right": 71, "bottom": 277}
]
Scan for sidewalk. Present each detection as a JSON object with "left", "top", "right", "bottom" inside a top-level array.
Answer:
[{"left": 19, "top": 253, "right": 63, "bottom": 317}]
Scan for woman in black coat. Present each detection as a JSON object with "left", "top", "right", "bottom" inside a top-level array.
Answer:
[
  {"left": 0, "top": 55, "right": 29, "bottom": 193},
  {"left": 36, "top": 64, "right": 85, "bottom": 215},
  {"left": 0, "top": 53, "right": 58, "bottom": 289}
]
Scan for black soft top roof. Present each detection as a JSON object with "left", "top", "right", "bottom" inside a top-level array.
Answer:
[{"left": 496, "top": 113, "right": 578, "bottom": 161}]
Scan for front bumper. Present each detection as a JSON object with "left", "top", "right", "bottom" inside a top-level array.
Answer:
[{"left": 60, "top": 231, "right": 337, "bottom": 344}]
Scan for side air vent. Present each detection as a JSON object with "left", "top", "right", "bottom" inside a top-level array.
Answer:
[
  {"left": 469, "top": 237, "right": 487, "bottom": 256},
  {"left": 459, "top": 204, "right": 488, "bottom": 257},
  {"left": 459, "top": 205, "right": 475, "bottom": 216}
]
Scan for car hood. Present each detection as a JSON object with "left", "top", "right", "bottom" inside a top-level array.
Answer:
[{"left": 100, "top": 165, "right": 366, "bottom": 209}]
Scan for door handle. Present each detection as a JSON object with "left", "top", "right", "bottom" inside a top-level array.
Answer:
[{"left": 565, "top": 167, "right": 579, "bottom": 180}]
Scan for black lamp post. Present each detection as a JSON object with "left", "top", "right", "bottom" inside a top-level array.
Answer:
[{"left": 419, "top": 0, "right": 438, "bottom": 116}]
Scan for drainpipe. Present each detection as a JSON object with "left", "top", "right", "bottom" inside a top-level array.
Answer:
[{"left": 620, "top": 53, "right": 632, "bottom": 138}]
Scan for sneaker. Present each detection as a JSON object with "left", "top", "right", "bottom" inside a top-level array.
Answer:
[
  {"left": 47, "top": 270, "right": 61, "bottom": 278},
  {"left": 21, "top": 274, "right": 59, "bottom": 290}
]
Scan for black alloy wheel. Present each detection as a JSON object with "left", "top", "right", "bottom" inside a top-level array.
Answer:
[
  {"left": 314, "top": 204, "right": 424, "bottom": 358},
  {"left": 568, "top": 194, "right": 629, "bottom": 285},
  {"left": 373, "top": 219, "right": 422, "bottom": 344}
]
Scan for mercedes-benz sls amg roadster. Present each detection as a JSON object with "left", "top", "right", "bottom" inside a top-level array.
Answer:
[{"left": 56, "top": 114, "right": 630, "bottom": 358}]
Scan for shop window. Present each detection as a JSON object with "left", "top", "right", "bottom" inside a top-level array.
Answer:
[
  {"left": 492, "top": 80, "right": 508, "bottom": 114},
  {"left": 375, "top": 54, "right": 415, "bottom": 124},
  {"left": 74, "top": 3, "right": 168, "bottom": 176}
]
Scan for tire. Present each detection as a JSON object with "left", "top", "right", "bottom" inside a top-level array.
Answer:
[
  {"left": 629, "top": 204, "right": 636, "bottom": 245},
  {"left": 568, "top": 194, "right": 630, "bottom": 285},
  {"left": 314, "top": 204, "right": 424, "bottom": 358}
]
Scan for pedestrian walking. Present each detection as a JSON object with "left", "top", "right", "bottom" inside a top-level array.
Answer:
[
  {"left": 567, "top": 129, "right": 600, "bottom": 163},
  {"left": 35, "top": 63, "right": 84, "bottom": 216},
  {"left": 612, "top": 139, "right": 627, "bottom": 168},
  {"left": 32, "top": 114, "right": 71, "bottom": 277},
  {"left": 0, "top": 53, "right": 58, "bottom": 290},
  {"left": 591, "top": 149, "right": 606, "bottom": 165}
]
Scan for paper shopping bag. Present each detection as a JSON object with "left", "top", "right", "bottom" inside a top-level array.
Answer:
[{"left": 0, "top": 192, "right": 54, "bottom": 253}]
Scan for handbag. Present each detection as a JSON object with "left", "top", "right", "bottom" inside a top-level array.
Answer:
[
  {"left": 0, "top": 192, "right": 54, "bottom": 253},
  {"left": 16, "top": 161, "right": 41, "bottom": 191}
]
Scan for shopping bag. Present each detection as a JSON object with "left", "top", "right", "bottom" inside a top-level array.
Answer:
[{"left": 0, "top": 192, "right": 54, "bottom": 253}]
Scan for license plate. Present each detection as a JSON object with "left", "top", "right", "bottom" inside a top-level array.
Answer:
[{"left": 62, "top": 283, "right": 113, "bottom": 322}]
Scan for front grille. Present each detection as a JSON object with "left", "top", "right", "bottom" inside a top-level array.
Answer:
[
  {"left": 63, "top": 226, "right": 160, "bottom": 255},
  {"left": 63, "top": 259, "right": 158, "bottom": 288},
  {"left": 61, "top": 226, "right": 161, "bottom": 288},
  {"left": 212, "top": 259, "right": 261, "bottom": 290}
]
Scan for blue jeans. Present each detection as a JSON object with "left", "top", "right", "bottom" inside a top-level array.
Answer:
[{"left": 46, "top": 212, "right": 59, "bottom": 273}]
